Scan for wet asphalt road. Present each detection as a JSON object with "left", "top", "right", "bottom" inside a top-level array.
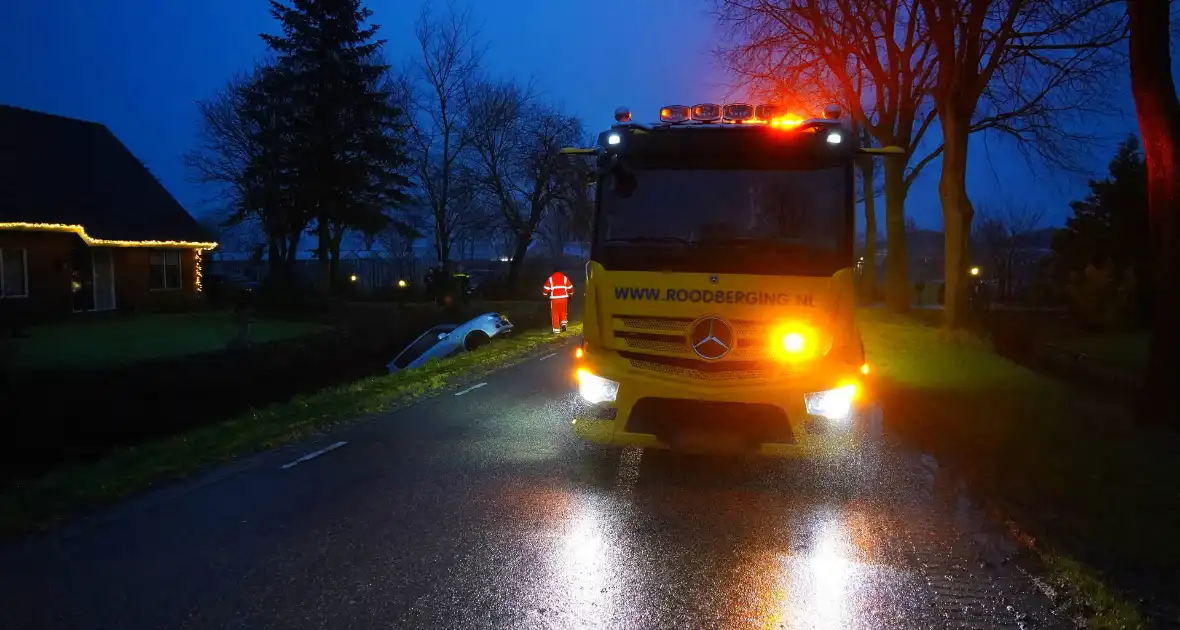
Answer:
[{"left": 0, "top": 345, "right": 1067, "bottom": 629}]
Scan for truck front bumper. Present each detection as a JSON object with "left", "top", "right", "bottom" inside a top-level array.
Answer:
[{"left": 571, "top": 354, "right": 872, "bottom": 457}]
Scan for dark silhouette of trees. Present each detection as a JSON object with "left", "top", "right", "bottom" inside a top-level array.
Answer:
[
  {"left": 186, "top": 64, "right": 308, "bottom": 281},
  {"left": 465, "top": 78, "right": 584, "bottom": 290},
  {"left": 1052, "top": 136, "right": 1149, "bottom": 318},
  {"left": 973, "top": 201, "right": 1046, "bottom": 303},
  {"left": 398, "top": 1, "right": 483, "bottom": 280},
  {"left": 260, "top": 0, "right": 413, "bottom": 291},
  {"left": 918, "top": 0, "right": 1125, "bottom": 329}
]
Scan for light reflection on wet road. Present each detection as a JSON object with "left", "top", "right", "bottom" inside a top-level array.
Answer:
[{"left": 0, "top": 347, "right": 1064, "bottom": 629}]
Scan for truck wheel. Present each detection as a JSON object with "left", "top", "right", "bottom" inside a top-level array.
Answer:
[{"left": 464, "top": 330, "right": 490, "bottom": 352}]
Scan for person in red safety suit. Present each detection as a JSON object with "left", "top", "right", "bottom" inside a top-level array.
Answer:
[{"left": 542, "top": 269, "right": 574, "bottom": 333}]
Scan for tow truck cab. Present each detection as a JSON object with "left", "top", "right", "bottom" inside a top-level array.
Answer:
[{"left": 571, "top": 102, "right": 874, "bottom": 457}]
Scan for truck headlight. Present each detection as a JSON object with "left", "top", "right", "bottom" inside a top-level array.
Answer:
[
  {"left": 576, "top": 368, "right": 619, "bottom": 404},
  {"left": 804, "top": 384, "right": 859, "bottom": 422}
]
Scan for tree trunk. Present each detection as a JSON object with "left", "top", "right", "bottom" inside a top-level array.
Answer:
[
  {"left": 882, "top": 154, "right": 910, "bottom": 313},
  {"left": 1127, "top": 0, "right": 1180, "bottom": 424},
  {"left": 506, "top": 232, "right": 531, "bottom": 293},
  {"left": 860, "top": 155, "right": 878, "bottom": 302},
  {"left": 316, "top": 217, "right": 331, "bottom": 294},
  {"left": 938, "top": 112, "right": 975, "bottom": 329},
  {"left": 267, "top": 240, "right": 282, "bottom": 278}
]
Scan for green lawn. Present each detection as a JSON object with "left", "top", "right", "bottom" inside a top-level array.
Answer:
[
  {"left": 0, "top": 323, "right": 582, "bottom": 537},
  {"left": 859, "top": 308, "right": 1173, "bottom": 629},
  {"left": 5, "top": 312, "right": 324, "bottom": 370},
  {"left": 1052, "top": 331, "right": 1149, "bottom": 376}
]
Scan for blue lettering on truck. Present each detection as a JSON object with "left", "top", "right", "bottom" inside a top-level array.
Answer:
[{"left": 614, "top": 287, "right": 815, "bottom": 306}]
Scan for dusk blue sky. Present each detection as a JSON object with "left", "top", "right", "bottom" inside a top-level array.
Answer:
[{"left": 1, "top": 0, "right": 1154, "bottom": 234}]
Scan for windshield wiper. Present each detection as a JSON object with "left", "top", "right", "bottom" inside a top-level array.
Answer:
[{"left": 604, "top": 236, "right": 696, "bottom": 245}]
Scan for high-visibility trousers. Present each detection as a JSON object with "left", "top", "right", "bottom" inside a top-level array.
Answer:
[{"left": 549, "top": 297, "right": 569, "bottom": 332}]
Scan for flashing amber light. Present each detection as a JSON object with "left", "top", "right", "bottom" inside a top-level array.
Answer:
[
  {"left": 770, "top": 322, "right": 819, "bottom": 361},
  {"left": 783, "top": 332, "right": 806, "bottom": 353},
  {"left": 575, "top": 347, "right": 584, "bottom": 359},
  {"left": 769, "top": 115, "right": 805, "bottom": 128},
  {"left": 860, "top": 363, "right": 870, "bottom": 375}
]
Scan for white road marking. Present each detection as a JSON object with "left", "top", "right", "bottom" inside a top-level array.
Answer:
[
  {"left": 454, "top": 382, "right": 488, "bottom": 396},
  {"left": 539, "top": 352, "right": 558, "bottom": 361},
  {"left": 280, "top": 441, "right": 348, "bottom": 470}
]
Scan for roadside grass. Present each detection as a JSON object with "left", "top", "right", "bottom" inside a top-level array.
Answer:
[
  {"left": 5, "top": 311, "right": 323, "bottom": 370},
  {"left": 0, "top": 323, "right": 582, "bottom": 538},
  {"left": 1050, "top": 330, "right": 1149, "bottom": 377},
  {"left": 859, "top": 308, "right": 1174, "bottom": 628}
]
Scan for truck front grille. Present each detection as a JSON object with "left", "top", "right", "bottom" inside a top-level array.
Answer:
[
  {"left": 618, "top": 351, "right": 807, "bottom": 381},
  {"left": 613, "top": 314, "right": 773, "bottom": 360}
]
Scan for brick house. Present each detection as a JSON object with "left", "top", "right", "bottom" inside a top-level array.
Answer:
[{"left": 0, "top": 105, "right": 215, "bottom": 321}]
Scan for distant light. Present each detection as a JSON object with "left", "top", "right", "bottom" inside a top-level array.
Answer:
[
  {"left": 969, "top": 266, "right": 980, "bottom": 276},
  {"left": 350, "top": 274, "right": 358, "bottom": 282},
  {"left": 499, "top": 256, "right": 510, "bottom": 262},
  {"left": 607, "top": 133, "right": 621, "bottom": 146},
  {"left": 826, "top": 132, "right": 842, "bottom": 145},
  {"left": 397, "top": 279, "right": 408, "bottom": 288}
]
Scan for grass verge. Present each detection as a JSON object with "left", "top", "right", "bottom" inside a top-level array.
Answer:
[
  {"left": 6, "top": 311, "right": 324, "bottom": 370},
  {"left": 859, "top": 308, "right": 1173, "bottom": 629},
  {"left": 0, "top": 323, "right": 582, "bottom": 538},
  {"left": 1050, "top": 330, "right": 1149, "bottom": 378}
]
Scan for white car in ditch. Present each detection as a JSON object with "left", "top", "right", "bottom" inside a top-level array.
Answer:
[{"left": 387, "top": 312, "right": 515, "bottom": 373}]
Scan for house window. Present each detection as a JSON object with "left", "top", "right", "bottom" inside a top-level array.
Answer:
[
  {"left": 0, "top": 248, "right": 29, "bottom": 298},
  {"left": 150, "top": 250, "right": 182, "bottom": 290}
]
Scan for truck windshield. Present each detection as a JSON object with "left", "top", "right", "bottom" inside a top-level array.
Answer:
[
  {"left": 595, "top": 165, "right": 851, "bottom": 275},
  {"left": 600, "top": 166, "right": 846, "bottom": 249}
]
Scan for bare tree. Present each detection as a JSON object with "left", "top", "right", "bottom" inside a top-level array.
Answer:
[
  {"left": 465, "top": 78, "right": 584, "bottom": 290},
  {"left": 398, "top": 1, "right": 483, "bottom": 277},
  {"left": 1126, "top": 0, "right": 1180, "bottom": 424},
  {"left": 918, "top": 0, "right": 1126, "bottom": 328},
  {"left": 972, "top": 201, "right": 1046, "bottom": 302},
  {"left": 185, "top": 63, "right": 306, "bottom": 278}
]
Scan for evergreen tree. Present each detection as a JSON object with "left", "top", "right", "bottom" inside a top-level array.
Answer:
[
  {"left": 1052, "top": 135, "right": 1151, "bottom": 323},
  {"left": 261, "top": 0, "right": 412, "bottom": 290}
]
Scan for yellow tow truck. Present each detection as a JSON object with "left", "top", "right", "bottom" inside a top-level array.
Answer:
[{"left": 565, "top": 102, "right": 898, "bottom": 458}]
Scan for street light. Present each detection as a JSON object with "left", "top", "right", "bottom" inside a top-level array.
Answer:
[{"left": 969, "top": 266, "right": 980, "bottom": 277}]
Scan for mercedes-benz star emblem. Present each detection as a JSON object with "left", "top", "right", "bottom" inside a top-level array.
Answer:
[{"left": 690, "top": 316, "right": 735, "bottom": 360}]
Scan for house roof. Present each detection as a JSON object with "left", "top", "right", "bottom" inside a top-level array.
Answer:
[{"left": 0, "top": 105, "right": 212, "bottom": 246}]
